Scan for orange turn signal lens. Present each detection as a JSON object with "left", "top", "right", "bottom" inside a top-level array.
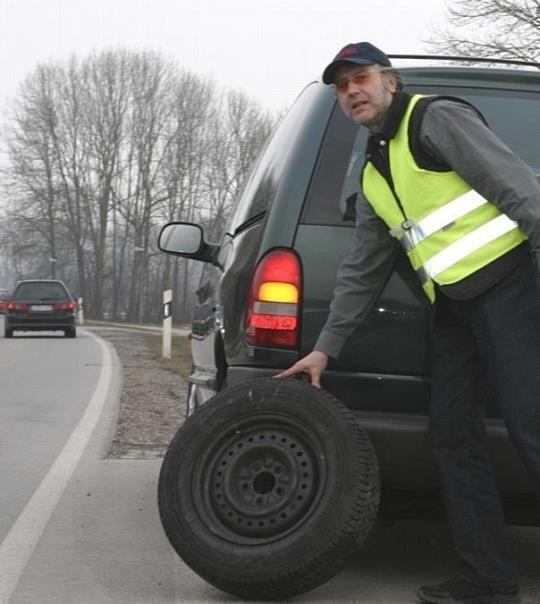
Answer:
[{"left": 258, "top": 282, "right": 298, "bottom": 304}]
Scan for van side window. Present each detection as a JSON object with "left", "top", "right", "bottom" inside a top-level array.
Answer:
[{"left": 301, "top": 107, "right": 366, "bottom": 226}]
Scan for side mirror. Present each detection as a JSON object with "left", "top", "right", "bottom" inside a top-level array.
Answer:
[
  {"left": 159, "top": 223, "right": 203, "bottom": 255},
  {"left": 158, "top": 222, "right": 221, "bottom": 266}
]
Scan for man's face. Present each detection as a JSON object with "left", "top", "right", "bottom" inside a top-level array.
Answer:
[{"left": 333, "top": 63, "right": 397, "bottom": 129}]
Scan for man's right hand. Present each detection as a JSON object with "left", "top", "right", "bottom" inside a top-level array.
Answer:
[{"left": 274, "top": 350, "right": 329, "bottom": 388}]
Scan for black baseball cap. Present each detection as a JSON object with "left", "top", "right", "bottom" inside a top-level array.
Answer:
[{"left": 322, "top": 42, "right": 392, "bottom": 85}]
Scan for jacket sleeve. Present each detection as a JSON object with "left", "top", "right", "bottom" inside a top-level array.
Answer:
[
  {"left": 420, "top": 100, "right": 540, "bottom": 261},
  {"left": 314, "top": 193, "right": 399, "bottom": 360}
]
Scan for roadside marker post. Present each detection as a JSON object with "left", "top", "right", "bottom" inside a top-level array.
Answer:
[
  {"left": 162, "top": 289, "right": 172, "bottom": 359},
  {"left": 77, "top": 297, "right": 84, "bottom": 325}
]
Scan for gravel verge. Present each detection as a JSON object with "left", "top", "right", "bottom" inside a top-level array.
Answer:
[{"left": 90, "top": 327, "right": 187, "bottom": 459}]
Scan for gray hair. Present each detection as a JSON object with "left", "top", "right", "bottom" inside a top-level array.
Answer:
[{"left": 382, "top": 67, "right": 404, "bottom": 91}]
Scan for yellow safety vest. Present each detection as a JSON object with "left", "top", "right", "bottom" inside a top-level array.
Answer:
[{"left": 362, "top": 94, "right": 526, "bottom": 302}]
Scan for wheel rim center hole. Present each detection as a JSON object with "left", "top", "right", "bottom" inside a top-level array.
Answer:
[{"left": 253, "top": 471, "right": 276, "bottom": 494}]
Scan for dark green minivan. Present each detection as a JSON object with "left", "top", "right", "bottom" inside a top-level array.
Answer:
[{"left": 157, "top": 58, "right": 540, "bottom": 599}]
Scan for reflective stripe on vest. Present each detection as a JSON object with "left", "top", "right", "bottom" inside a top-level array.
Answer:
[
  {"left": 389, "top": 189, "right": 489, "bottom": 251},
  {"left": 415, "top": 214, "right": 519, "bottom": 283},
  {"left": 387, "top": 186, "right": 521, "bottom": 280}
]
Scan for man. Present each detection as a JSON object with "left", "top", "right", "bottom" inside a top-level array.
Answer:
[{"left": 277, "top": 42, "right": 540, "bottom": 604}]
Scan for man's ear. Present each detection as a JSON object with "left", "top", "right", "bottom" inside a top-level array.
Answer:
[{"left": 386, "top": 73, "right": 398, "bottom": 94}]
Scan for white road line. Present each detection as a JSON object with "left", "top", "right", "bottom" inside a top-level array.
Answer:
[{"left": 0, "top": 331, "right": 113, "bottom": 604}]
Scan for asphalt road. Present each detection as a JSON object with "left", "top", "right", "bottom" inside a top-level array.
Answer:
[
  {"left": 0, "top": 325, "right": 108, "bottom": 548},
  {"left": 0, "top": 321, "right": 539, "bottom": 603}
]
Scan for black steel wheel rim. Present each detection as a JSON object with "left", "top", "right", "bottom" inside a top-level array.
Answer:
[{"left": 192, "top": 413, "right": 326, "bottom": 544}]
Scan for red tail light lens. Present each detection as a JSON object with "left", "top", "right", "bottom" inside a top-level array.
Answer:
[
  {"left": 245, "top": 249, "right": 302, "bottom": 348},
  {"left": 7, "top": 302, "right": 28, "bottom": 311},
  {"left": 53, "top": 301, "right": 76, "bottom": 311}
]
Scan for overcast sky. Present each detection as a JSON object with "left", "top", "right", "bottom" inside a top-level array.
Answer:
[{"left": 1, "top": 0, "right": 448, "bottom": 114}]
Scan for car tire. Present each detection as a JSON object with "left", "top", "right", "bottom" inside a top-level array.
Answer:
[
  {"left": 158, "top": 377, "right": 380, "bottom": 600},
  {"left": 4, "top": 327, "right": 13, "bottom": 338},
  {"left": 65, "top": 327, "right": 76, "bottom": 338}
]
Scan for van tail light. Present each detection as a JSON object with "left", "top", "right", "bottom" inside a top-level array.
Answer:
[
  {"left": 53, "top": 301, "right": 76, "bottom": 311},
  {"left": 245, "top": 250, "right": 302, "bottom": 349},
  {"left": 7, "top": 302, "right": 28, "bottom": 311}
]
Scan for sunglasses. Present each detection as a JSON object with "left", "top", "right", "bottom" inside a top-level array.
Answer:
[{"left": 332, "top": 67, "right": 389, "bottom": 94}]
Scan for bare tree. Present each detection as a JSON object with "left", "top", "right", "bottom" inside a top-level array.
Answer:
[
  {"left": 120, "top": 52, "right": 181, "bottom": 321},
  {"left": 203, "top": 90, "right": 275, "bottom": 242},
  {"left": 4, "top": 64, "right": 65, "bottom": 279},
  {"left": 80, "top": 50, "right": 132, "bottom": 316},
  {"left": 47, "top": 57, "right": 93, "bottom": 305},
  {"left": 153, "top": 72, "right": 214, "bottom": 323},
  {"left": 2, "top": 48, "right": 280, "bottom": 322},
  {"left": 427, "top": 0, "right": 539, "bottom": 64}
]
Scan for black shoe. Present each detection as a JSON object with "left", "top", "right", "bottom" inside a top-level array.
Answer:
[{"left": 417, "top": 576, "right": 521, "bottom": 604}]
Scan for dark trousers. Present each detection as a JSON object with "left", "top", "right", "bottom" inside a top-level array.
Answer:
[{"left": 430, "top": 252, "right": 540, "bottom": 587}]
